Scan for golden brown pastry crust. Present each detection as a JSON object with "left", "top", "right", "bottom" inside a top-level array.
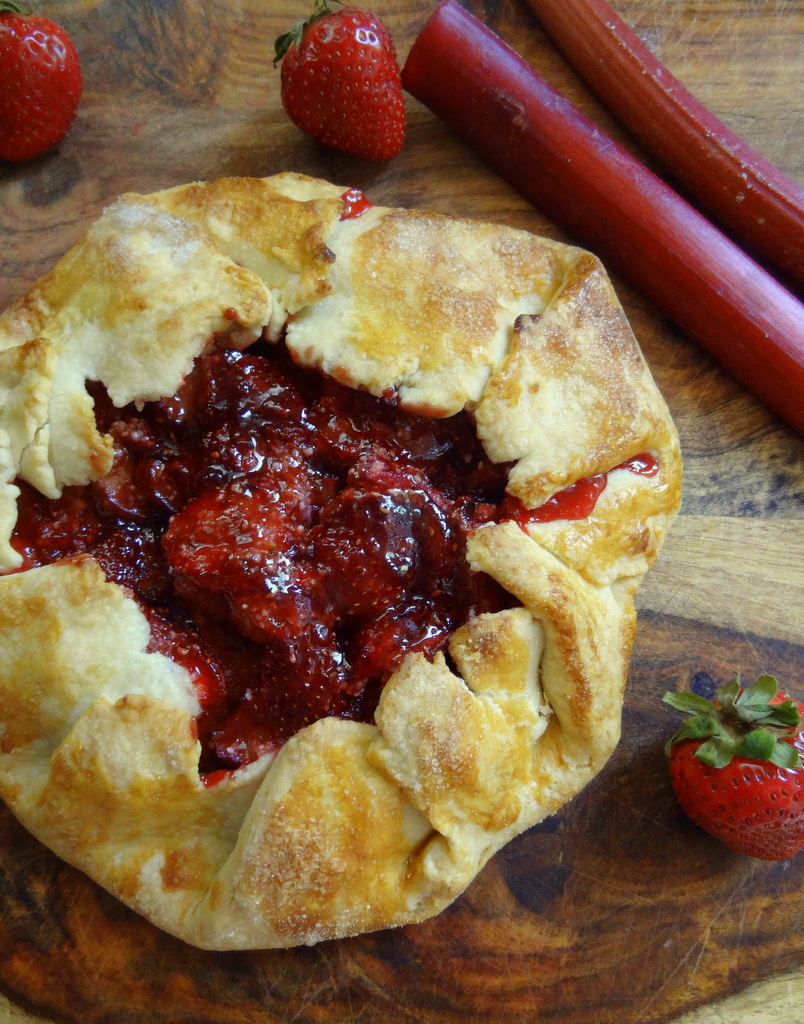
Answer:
[
  {"left": 0, "top": 173, "right": 681, "bottom": 949},
  {"left": 0, "top": 194, "right": 272, "bottom": 568}
]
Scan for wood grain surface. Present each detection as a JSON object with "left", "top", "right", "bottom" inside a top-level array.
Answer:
[{"left": 1, "top": 1, "right": 802, "bottom": 1022}]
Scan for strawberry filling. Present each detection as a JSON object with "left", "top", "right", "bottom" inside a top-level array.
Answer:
[
  {"left": 7, "top": 338, "right": 656, "bottom": 777},
  {"left": 340, "top": 187, "right": 373, "bottom": 220},
  {"left": 498, "top": 451, "right": 658, "bottom": 524}
]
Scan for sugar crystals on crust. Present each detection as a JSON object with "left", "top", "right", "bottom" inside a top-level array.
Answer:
[{"left": 0, "top": 174, "right": 681, "bottom": 949}]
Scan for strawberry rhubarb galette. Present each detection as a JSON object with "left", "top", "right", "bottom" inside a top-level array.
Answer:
[{"left": 0, "top": 173, "right": 681, "bottom": 949}]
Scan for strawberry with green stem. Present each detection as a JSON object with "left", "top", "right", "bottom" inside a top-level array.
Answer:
[
  {"left": 0, "top": 0, "right": 82, "bottom": 162},
  {"left": 664, "top": 674, "right": 804, "bottom": 861},
  {"left": 274, "top": 0, "right": 405, "bottom": 161}
]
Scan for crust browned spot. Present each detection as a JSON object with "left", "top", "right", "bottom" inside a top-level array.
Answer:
[{"left": 0, "top": 174, "right": 681, "bottom": 949}]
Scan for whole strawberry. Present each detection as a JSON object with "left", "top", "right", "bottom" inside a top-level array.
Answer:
[
  {"left": 274, "top": 0, "right": 405, "bottom": 161},
  {"left": 664, "top": 674, "right": 804, "bottom": 861},
  {"left": 0, "top": 0, "right": 82, "bottom": 162}
]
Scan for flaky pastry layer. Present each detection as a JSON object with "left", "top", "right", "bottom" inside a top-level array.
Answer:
[{"left": 0, "top": 173, "right": 681, "bottom": 948}]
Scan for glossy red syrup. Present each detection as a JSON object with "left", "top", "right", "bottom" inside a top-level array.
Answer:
[
  {"left": 340, "top": 188, "right": 373, "bottom": 220},
  {"left": 7, "top": 338, "right": 658, "bottom": 776},
  {"left": 617, "top": 452, "right": 659, "bottom": 477},
  {"left": 9, "top": 342, "right": 511, "bottom": 774},
  {"left": 499, "top": 452, "right": 658, "bottom": 527}
]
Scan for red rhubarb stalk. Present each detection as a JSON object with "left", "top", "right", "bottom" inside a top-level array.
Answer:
[
  {"left": 523, "top": 0, "right": 804, "bottom": 292},
  {"left": 401, "top": 0, "right": 804, "bottom": 436}
]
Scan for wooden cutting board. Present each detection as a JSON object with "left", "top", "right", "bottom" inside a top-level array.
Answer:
[{"left": 1, "top": 1, "right": 802, "bottom": 1021}]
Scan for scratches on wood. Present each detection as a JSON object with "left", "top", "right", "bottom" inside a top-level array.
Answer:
[{"left": 635, "top": 516, "right": 804, "bottom": 645}]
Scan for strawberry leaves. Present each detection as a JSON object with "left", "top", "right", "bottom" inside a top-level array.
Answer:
[
  {"left": 664, "top": 674, "right": 803, "bottom": 770},
  {"left": 273, "top": 0, "right": 337, "bottom": 65},
  {"left": 665, "top": 675, "right": 804, "bottom": 860}
]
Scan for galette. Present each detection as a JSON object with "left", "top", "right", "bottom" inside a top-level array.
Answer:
[{"left": 0, "top": 173, "right": 681, "bottom": 949}]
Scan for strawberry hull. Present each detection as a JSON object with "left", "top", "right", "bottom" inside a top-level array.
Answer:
[{"left": 665, "top": 678, "right": 804, "bottom": 861}]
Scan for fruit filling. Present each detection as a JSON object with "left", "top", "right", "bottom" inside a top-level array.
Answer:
[
  {"left": 8, "top": 341, "right": 514, "bottom": 773},
  {"left": 6, "top": 337, "right": 657, "bottom": 777}
]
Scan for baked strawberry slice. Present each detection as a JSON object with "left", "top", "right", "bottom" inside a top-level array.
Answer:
[
  {"left": 310, "top": 488, "right": 417, "bottom": 621},
  {"left": 86, "top": 405, "right": 195, "bottom": 518},
  {"left": 204, "top": 623, "right": 351, "bottom": 765},
  {"left": 228, "top": 573, "right": 330, "bottom": 647},
  {"left": 311, "top": 479, "right": 461, "bottom": 625},
  {"left": 180, "top": 349, "right": 309, "bottom": 429},
  {"left": 90, "top": 422, "right": 160, "bottom": 523},
  {"left": 10, "top": 481, "right": 102, "bottom": 568},
  {"left": 93, "top": 522, "right": 172, "bottom": 605},
  {"left": 162, "top": 479, "right": 305, "bottom": 608},
  {"left": 345, "top": 449, "right": 430, "bottom": 493},
  {"left": 196, "top": 422, "right": 286, "bottom": 486},
  {"left": 348, "top": 599, "right": 450, "bottom": 691},
  {"left": 143, "top": 606, "right": 227, "bottom": 711},
  {"left": 188, "top": 352, "right": 314, "bottom": 489},
  {"left": 261, "top": 614, "right": 350, "bottom": 719},
  {"left": 141, "top": 444, "right": 196, "bottom": 515},
  {"left": 664, "top": 674, "right": 804, "bottom": 861}
]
